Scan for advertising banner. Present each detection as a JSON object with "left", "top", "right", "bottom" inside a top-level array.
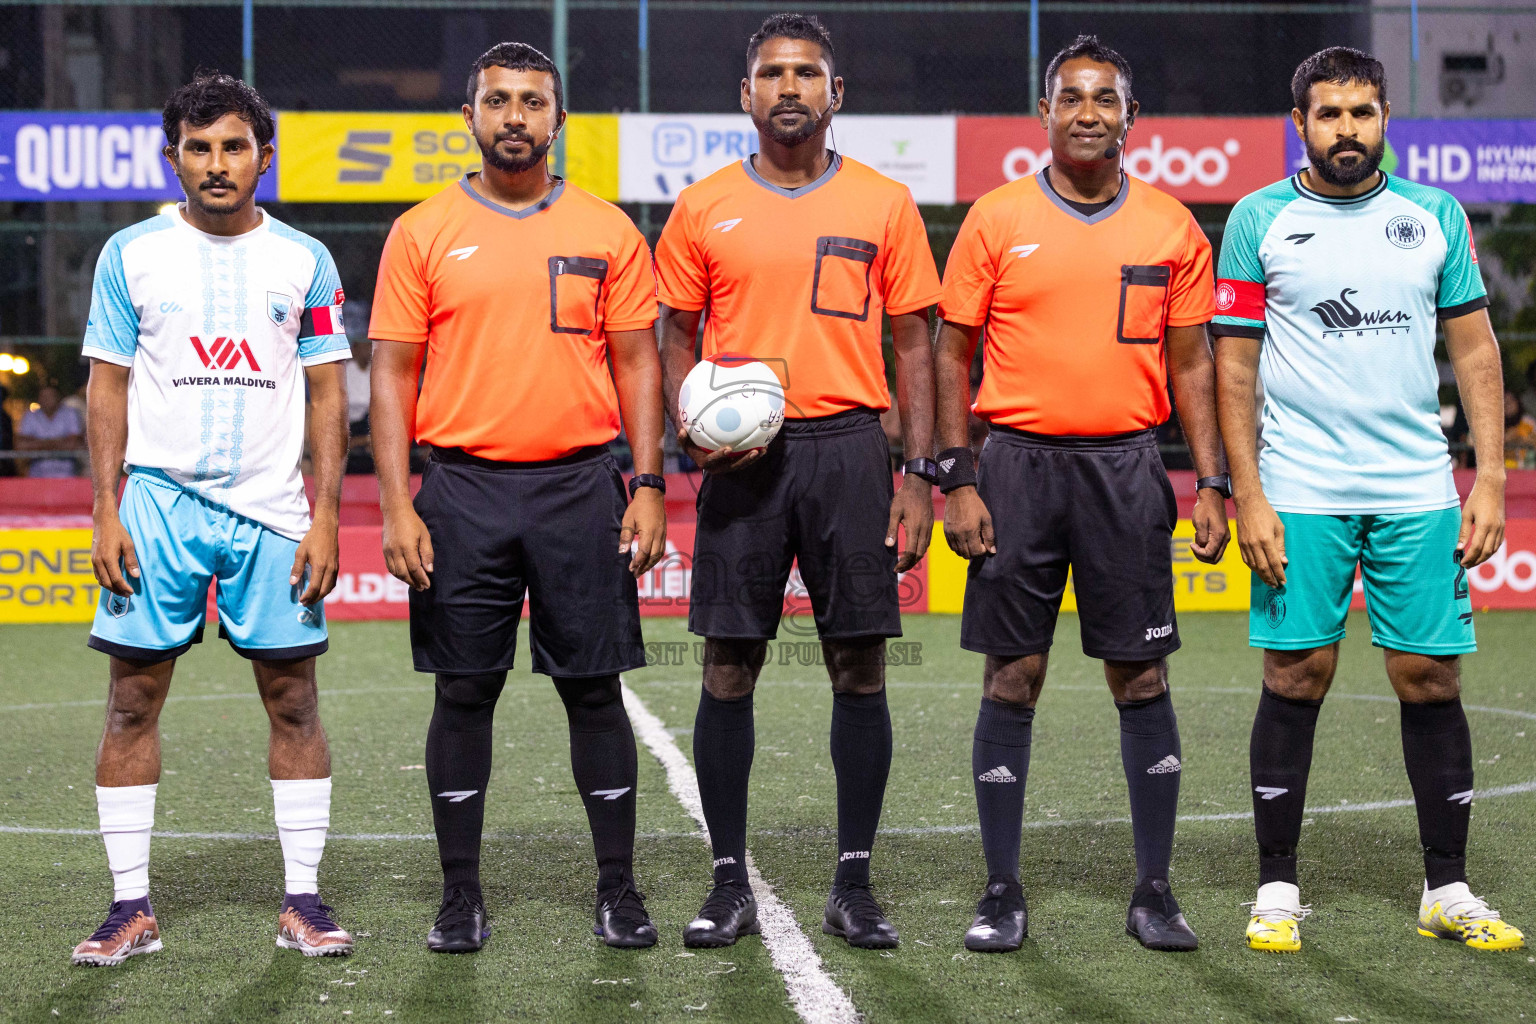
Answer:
[
  {"left": 618, "top": 113, "right": 957, "bottom": 204},
  {"left": 0, "top": 112, "right": 277, "bottom": 202},
  {"left": 276, "top": 112, "right": 618, "bottom": 202},
  {"left": 928, "top": 519, "right": 1251, "bottom": 615},
  {"left": 956, "top": 116, "right": 1285, "bottom": 204},
  {"left": 5, "top": 520, "right": 1533, "bottom": 625},
  {"left": 1286, "top": 118, "right": 1536, "bottom": 204}
]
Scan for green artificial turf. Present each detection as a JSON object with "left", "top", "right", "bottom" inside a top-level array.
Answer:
[{"left": 2, "top": 612, "right": 1533, "bottom": 1023}]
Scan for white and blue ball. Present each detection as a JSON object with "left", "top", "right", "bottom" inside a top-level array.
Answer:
[{"left": 678, "top": 356, "right": 786, "bottom": 454}]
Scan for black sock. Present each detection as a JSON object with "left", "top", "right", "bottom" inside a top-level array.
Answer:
[
  {"left": 426, "top": 671, "right": 505, "bottom": 898},
  {"left": 972, "top": 697, "right": 1034, "bottom": 881},
  {"left": 554, "top": 676, "right": 638, "bottom": 892},
  {"left": 1117, "top": 690, "right": 1182, "bottom": 885},
  {"left": 1401, "top": 697, "right": 1474, "bottom": 888},
  {"left": 1250, "top": 686, "right": 1323, "bottom": 886},
  {"left": 693, "top": 688, "right": 754, "bottom": 887},
  {"left": 830, "top": 689, "right": 893, "bottom": 887}
]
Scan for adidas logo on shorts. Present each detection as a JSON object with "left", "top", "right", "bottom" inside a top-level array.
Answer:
[
  {"left": 977, "top": 765, "right": 1017, "bottom": 783},
  {"left": 1146, "top": 755, "right": 1182, "bottom": 775}
]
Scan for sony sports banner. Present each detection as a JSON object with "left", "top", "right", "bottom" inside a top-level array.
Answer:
[
  {"left": 956, "top": 115, "right": 1285, "bottom": 204},
  {"left": 0, "top": 111, "right": 278, "bottom": 202},
  {"left": 617, "top": 113, "right": 957, "bottom": 204},
  {"left": 275, "top": 111, "right": 618, "bottom": 202},
  {"left": 1285, "top": 119, "right": 1536, "bottom": 204}
]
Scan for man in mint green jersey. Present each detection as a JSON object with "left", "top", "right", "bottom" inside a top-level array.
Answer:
[{"left": 1213, "top": 47, "right": 1523, "bottom": 955}]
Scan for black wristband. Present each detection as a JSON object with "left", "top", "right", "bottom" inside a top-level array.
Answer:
[
  {"left": 628, "top": 473, "right": 666, "bottom": 499},
  {"left": 936, "top": 447, "right": 977, "bottom": 494}
]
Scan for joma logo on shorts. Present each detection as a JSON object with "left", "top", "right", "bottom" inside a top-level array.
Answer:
[{"left": 1144, "top": 624, "right": 1172, "bottom": 641}]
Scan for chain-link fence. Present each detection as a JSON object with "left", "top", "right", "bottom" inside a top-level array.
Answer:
[{"left": 2, "top": 0, "right": 1534, "bottom": 466}]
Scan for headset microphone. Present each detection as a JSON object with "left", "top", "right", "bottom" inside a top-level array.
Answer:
[{"left": 1102, "top": 141, "right": 1119, "bottom": 160}]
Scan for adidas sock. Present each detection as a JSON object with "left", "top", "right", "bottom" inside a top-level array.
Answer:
[
  {"left": 554, "top": 676, "right": 639, "bottom": 892},
  {"left": 1117, "top": 690, "right": 1182, "bottom": 885},
  {"left": 830, "top": 690, "right": 893, "bottom": 887},
  {"left": 971, "top": 698, "right": 1034, "bottom": 881},
  {"left": 693, "top": 688, "right": 754, "bottom": 887},
  {"left": 425, "top": 671, "right": 505, "bottom": 897},
  {"left": 97, "top": 783, "right": 156, "bottom": 901},
  {"left": 271, "top": 776, "right": 332, "bottom": 896},
  {"left": 1250, "top": 686, "right": 1323, "bottom": 886},
  {"left": 1400, "top": 697, "right": 1474, "bottom": 889}
]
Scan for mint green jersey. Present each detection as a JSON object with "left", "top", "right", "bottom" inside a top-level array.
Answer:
[{"left": 1213, "top": 172, "right": 1487, "bottom": 514}]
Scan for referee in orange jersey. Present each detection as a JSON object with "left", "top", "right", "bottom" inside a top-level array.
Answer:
[
  {"left": 655, "top": 14, "right": 942, "bottom": 950},
  {"left": 934, "top": 36, "right": 1230, "bottom": 953},
  {"left": 369, "top": 43, "right": 667, "bottom": 952}
]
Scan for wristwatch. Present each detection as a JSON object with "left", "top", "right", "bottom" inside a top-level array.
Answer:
[
  {"left": 1196, "top": 474, "right": 1232, "bottom": 499},
  {"left": 628, "top": 473, "right": 666, "bottom": 499},
  {"left": 902, "top": 457, "right": 938, "bottom": 484}
]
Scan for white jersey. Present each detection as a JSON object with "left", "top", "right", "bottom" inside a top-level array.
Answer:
[
  {"left": 82, "top": 207, "right": 350, "bottom": 539},
  {"left": 1213, "top": 172, "right": 1487, "bottom": 514}
]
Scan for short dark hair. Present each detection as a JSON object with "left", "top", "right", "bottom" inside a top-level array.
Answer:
[
  {"left": 1045, "top": 34, "right": 1132, "bottom": 102},
  {"left": 467, "top": 42, "right": 563, "bottom": 111},
  {"left": 162, "top": 72, "right": 274, "bottom": 149},
  {"left": 746, "top": 13, "right": 835, "bottom": 72},
  {"left": 1291, "top": 46, "right": 1386, "bottom": 112}
]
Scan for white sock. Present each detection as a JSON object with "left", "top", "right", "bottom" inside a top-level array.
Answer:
[
  {"left": 1254, "top": 881, "right": 1301, "bottom": 915},
  {"left": 97, "top": 784, "right": 156, "bottom": 902},
  {"left": 272, "top": 777, "right": 331, "bottom": 896}
]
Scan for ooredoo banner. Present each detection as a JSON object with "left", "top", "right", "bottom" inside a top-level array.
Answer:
[
  {"left": 0, "top": 111, "right": 278, "bottom": 202},
  {"left": 1285, "top": 118, "right": 1536, "bottom": 204},
  {"left": 956, "top": 116, "right": 1285, "bottom": 204}
]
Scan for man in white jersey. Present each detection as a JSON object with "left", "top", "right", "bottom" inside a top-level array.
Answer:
[
  {"left": 72, "top": 73, "right": 355, "bottom": 966},
  {"left": 1213, "top": 48, "right": 1523, "bottom": 954}
]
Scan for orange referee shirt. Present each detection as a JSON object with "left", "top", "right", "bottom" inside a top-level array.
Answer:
[
  {"left": 654, "top": 154, "right": 941, "bottom": 419},
  {"left": 940, "top": 170, "right": 1215, "bottom": 436},
  {"left": 369, "top": 176, "right": 657, "bottom": 461}
]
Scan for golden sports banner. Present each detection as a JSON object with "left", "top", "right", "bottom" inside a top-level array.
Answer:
[
  {"left": 926, "top": 519, "right": 1250, "bottom": 615},
  {"left": 276, "top": 112, "right": 618, "bottom": 202},
  {"left": 0, "top": 529, "right": 99, "bottom": 623}
]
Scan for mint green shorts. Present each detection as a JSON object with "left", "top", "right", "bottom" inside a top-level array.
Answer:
[{"left": 1249, "top": 508, "right": 1475, "bottom": 655}]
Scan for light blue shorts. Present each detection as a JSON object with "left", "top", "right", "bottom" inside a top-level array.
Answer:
[
  {"left": 87, "top": 469, "right": 328, "bottom": 662},
  {"left": 1249, "top": 508, "right": 1474, "bottom": 656}
]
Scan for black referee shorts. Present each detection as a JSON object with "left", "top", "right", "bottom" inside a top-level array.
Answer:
[
  {"left": 960, "top": 426, "right": 1180, "bottom": 662},
  {"left": 408, "top": 446, "right": 646, "bottom": 678},
  {"left": 689, "top": 409, "right": 901, "bottom": 642}
]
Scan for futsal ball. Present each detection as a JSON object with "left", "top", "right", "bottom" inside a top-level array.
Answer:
[{"left": 678, "top": 355, "right": 786, "bottom": 454}]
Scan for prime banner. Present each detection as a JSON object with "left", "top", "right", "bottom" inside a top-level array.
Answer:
[{"left": 5, "top": 521, "right": 1536, "bottom": 624}]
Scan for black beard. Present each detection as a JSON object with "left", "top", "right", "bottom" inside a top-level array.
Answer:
[
  {"left": 1307, "top": 135, "right": 1385, "bottom": 187},
  {"left": 751, "top": 105, "right": 826, "bottom": 148},
  {"left": 481, "top": 133, "right": 552, "bottom": 173}
]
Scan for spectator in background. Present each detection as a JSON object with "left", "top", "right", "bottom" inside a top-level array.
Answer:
[
  {"left": 0, "top": 384, "right": 16, "bottom": 477},
  {"left": 62, "top": 382, "right": 89, "bottom": 428},
  {"left": 1507, "top": 385, "right": 1536, "bottom": 469},
  {"left": 17, "top": 384, "right": 85, "bottom": 477},
  {"left": 1521, "top": 359, "right": 1536, "bottom": 421}
]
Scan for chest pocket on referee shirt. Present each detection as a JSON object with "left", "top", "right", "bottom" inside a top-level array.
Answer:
[
  {"left": 811, "top": 236, "right": 879, "bottom": 322},
  {"left": 549, "top": 255, "right": 609, "bottom": 335},
  {"left": 1117, "top": 264, "right": 1171, "bottom": 344}
]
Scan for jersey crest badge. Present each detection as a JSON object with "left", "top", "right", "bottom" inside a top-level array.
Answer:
[{"left": 267, "top": 292, "right": 292, "bottom": 326}]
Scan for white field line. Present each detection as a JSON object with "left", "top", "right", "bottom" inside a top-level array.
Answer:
[{"left": 619, "top": 680, "right": 861, "bottom": 1024}]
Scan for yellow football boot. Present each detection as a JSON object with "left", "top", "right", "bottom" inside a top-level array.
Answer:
[
  {"left": 1418, "top": 882, "right": 1525, "bottom": 951},
  {"left": 1246, "top": 881, "right": 1310, "bottom": 953}
]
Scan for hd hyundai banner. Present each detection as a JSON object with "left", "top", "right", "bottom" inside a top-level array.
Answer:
[
  {"left": 0, "top": 112, "right": 277, "bottom": 202},
  {"left": 1286, "top": 118, "right": 1536, "bottom": 204},
  {"left": 956, "top": 116, "right": 1286, "bottom": 204}
]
